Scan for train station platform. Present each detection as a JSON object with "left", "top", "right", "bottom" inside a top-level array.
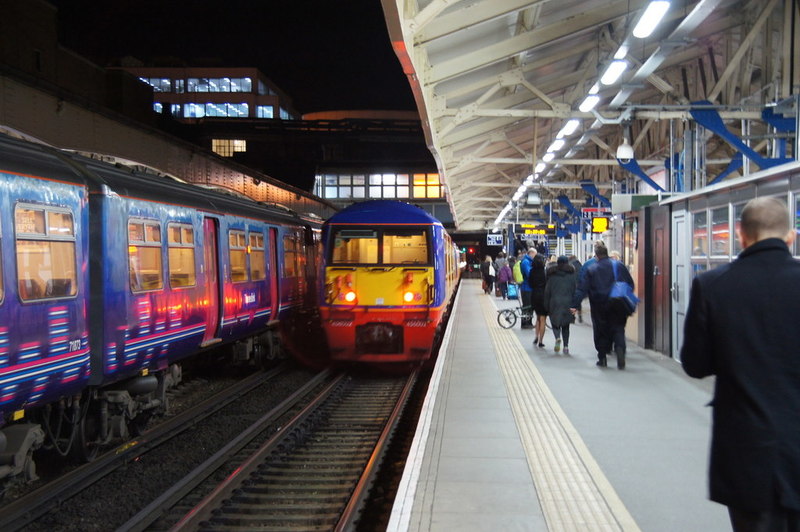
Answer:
[{"left": 388, "top": 278, "right": 731, "bottom": 532}]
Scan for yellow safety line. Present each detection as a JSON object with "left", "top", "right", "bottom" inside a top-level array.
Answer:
[{"left": 480, "top": 295, "right": 641, "bottom": 532}]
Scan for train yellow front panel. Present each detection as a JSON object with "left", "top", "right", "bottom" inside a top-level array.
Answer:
[{"left": 325, "top": 267, "right": 433, "bottom": 307}]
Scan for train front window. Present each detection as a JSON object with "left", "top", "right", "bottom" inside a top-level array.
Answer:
[
  {"left": 330, "top": 227, "right": 430, "bottom": 265},
  {"left": 331, "top": 229, "right": 378, "bottom": 264},
  {"left": 15, "top": 205, "right": 77, "bottom": 300},
  {"left": 383, "top": 228, "right": 429, "bottom": 264}
]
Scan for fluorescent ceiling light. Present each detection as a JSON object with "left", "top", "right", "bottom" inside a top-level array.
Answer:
[
  {"left": 579, "top": 95, "right": 601, "bottom": 112},
  {"left": 542, "top": 153, "right": 555, "bottom": 162},
  {"left": 589, "top": 83, "right": 600, "bottom": 95},
  {"left": 600, "top": 60, "right": 628, "bottom": 85},
  {"left": 548, "top": 139, "right": 566, "bottom": 152},
  {"left": 557, "top": 119, "right": 581, "bottom": 138},
  {"left": 535, "top": 162, "right": 546, "bottom": 173},
  {"left": 614, "top": 45, "right": 628, "bottom": 60},
  {"left": 633, "top": 1, "right": 670, "bottom": 38}
]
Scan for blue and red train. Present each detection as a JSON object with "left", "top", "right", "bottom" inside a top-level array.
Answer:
[
  {"left": 0, "top": 133, "right": 320, "bottom": 484},
  {"left": 318, "top": 200, "right": 461, "bottom": 368}
]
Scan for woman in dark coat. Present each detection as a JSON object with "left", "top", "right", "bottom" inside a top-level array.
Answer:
[
  {"left": 544, "top": 256, "right": 577, "bottom": 354},
  {"left": 529, "top": 254, "right": 548, "bottom": 347}
]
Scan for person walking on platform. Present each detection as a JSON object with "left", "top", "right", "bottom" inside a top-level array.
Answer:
[
  {"left": 568, "top": 255, "right": 583, "bottom": 322},
  {"left": 681, "top": 197, "right": 800, "bottom": 532},
  {"left": 570, "top": 242, "right": 633, "bottom": 369},
  {"left": 496, "top": 256, "right": 513, "bottom": 300},
  {"left": 544, "top": 256, "right": 577, "bottom": 354},
  {"left": 519, "top": 248, "right": 537, "bottom": 329},
  {"left": 479, "top": 255, "right": 495, "bottom": 295},
  {"left": 528, "top": 252, "right": 548, "bottom": 347}
]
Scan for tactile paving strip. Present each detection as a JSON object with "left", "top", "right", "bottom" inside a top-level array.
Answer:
[{"left": 480, "top": 295, "right": 641, "bottom": 532}]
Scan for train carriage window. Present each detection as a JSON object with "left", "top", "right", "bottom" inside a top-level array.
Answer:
[
  {"left": 249, "top": 232, "right": 265, "bottom": 280},
  {"left": 15, "top": 205, "right": 77, "bottom": 300},
  {"left": 283, "top": 233, "right": 299, "bottom": 277},
  {"left": 229, "top": 230, "right": 248, "bottom": 282},
  {"left": 168, "top": 223, "right": 196, "bottom": 288},
  {"left": 128, "top": 220, "right": 163, "bottom": 292},
  {"left": 383, "top": 228, "right": 430, "bottom": 265}
]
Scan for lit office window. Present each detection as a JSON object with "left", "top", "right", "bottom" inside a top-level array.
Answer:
[
  {"left": 175, "top": 79, "right": 184, "bottom": 93},
  {"left": 154, "top": 103, "right": 163, "bottom": 113},
  {"left": 234, "top": 77, "right": 252, "bottom": 92},
  {"left": 184, "top": 103, "right": 205, "bottom": 118},
  {"left": 187, "top": 77, "right": 252, "bottom": 93},
  {"left": 397, "top": 174, "right": 410, "bottom": 198},
  {"left": 413, "top": 173, "right": 442, "bottom": 198},
  {"left": 188, "top": 78, "right": 211, "bottom": 92},
  {"left": 212, "top": 139, "right": 247, "bottom": 157},
  {"left": 280, "top": 107, "right": 293, "bottom": 120},
  {"left": 257, "top": 106, "right": 274, "bottom": 118},
  {"left": 139, "top": 77, "right": 171, "bottom": 92},
  {"left": 171, "top": 104, "right": 181, "bottom": 116}
]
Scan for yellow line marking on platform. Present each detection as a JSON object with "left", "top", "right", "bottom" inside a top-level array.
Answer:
[{"left": 481, "top": 296, "right": 641, "bottom": 532}]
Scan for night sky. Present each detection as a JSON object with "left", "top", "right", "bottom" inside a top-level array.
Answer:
[{"left": 49, "top": 0, "right": 416, "bottom": 114}]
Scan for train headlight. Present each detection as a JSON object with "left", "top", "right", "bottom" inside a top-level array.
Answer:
[
  {"left": 403, "top": 291, "right": 415, "bottom": 303},
  {"left": 344, "top": 291, "right": 357, "bottom": 302}
]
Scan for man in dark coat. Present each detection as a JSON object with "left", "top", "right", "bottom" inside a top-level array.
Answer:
[
  {"left": 570, "top": 242, "right": 634, "bottom": 369},
  {"left": 681, "top": 197, "right": 800, "bottom": 531}
]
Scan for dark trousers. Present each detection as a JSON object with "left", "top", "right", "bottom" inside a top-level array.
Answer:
[
  {"left": 590, "top": 305, "right": 627, "bottom": 360},
  {"left": 498, "top": 281, "right": 508, "bottom": 299},
  {"left": 729, "top": 507, "right": 800, "bottom": 532},
  {"left": 552, "top": 325, "right": 570, "bottom": 345}
]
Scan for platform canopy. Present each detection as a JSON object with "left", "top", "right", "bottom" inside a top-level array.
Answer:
[{"left": 381, "top": 0, "right": 797, "bottom": 231}]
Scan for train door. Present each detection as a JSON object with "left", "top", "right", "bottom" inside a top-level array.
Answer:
[
  {"left": 202, "top": 217, "right": 221, "bottom": 344},
  {"left": 670, "top": 210, "right": 689, "bottom": 361},
  {"left": 650, "top": 205, "right": 671, "bottom": 354},
  {"left": 268, "top": 228, "right": 279, "bottom": 320}
]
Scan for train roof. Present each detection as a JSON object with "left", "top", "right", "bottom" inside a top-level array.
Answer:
[
  {"left": 0, "top": 133, "right": 319, "bottom": 229},
  {"left": 325, "top": 200, "right": 441, "bottom": 226}
]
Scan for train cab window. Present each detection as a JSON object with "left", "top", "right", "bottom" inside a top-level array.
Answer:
[
  {"left": 168, "top": 223, "right": 196, "bottom": 288},
  {"left": 383, "top": 228, "right": 430, "bottom": 265},
  {"left": 330, "top": 229, "right": 378, "bottom": 264},
  {"left": 15, "top": 205, "right": 77, "bottom": 300},
  {"left": 249, "top": 232, "right": 266, "bottom": 280},
  {"left": 229, "top": 230, "right": 248, "bottom": 282},
  {"left": 128, "top": 220, "right": 163, "bottom": 292}
]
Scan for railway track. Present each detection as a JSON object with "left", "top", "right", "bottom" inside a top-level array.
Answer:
[
  {"left": 0, "top": 364, "right": 325, "bottom": 531},
  {"left": 122, "top": 371, "right": 419, "bottom": 531}
]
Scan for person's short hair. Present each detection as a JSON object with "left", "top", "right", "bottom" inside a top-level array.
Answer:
[
  {"left": 527, "top": 248, "right": 537, "bottom": 256},
  {"left": 594, "top": 242, "right": 609, "bottom": 257},
  {"left": 740, "top": 197, "right": 791, "bottom": 242}
]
